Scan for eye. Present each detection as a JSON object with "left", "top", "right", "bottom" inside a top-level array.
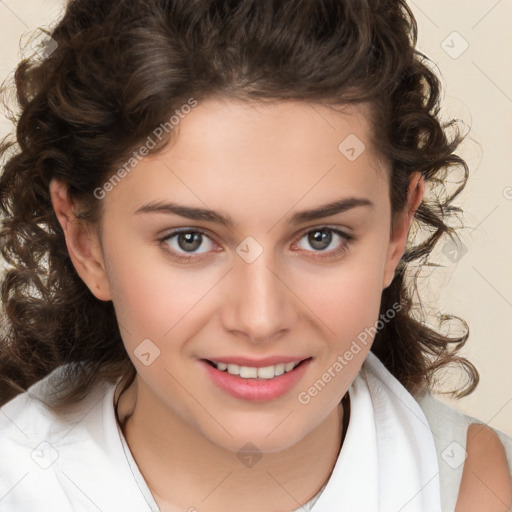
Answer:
[
  {"left": 159, "top": 229, "right": 218, "bottom": 262},
  {"left": 293, "top": 227, "right": 353, "bottom": 259},
  {"left": 158, "top": 226, "right": 354, "bottom": 263}
]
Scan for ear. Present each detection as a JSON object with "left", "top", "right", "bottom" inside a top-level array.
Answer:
[
  {"left": 49, "top": 178, "right": 112, "bottom": 301},
  {"left": 382, "top": 172, "right": 425, "bottom": 289}
]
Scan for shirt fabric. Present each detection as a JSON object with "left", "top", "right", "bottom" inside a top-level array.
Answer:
[
  {"left": 415, "top": 390, "right": 512, "bottom": 512},
  {"left": 1, "top": 351, "right": 511, "bottom": 511}
]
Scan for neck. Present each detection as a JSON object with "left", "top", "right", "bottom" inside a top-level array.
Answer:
[{"left": 115, "top": 377, "right": 349, "bottom": 512}]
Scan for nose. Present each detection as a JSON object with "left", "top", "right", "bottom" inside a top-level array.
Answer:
[{"left": 220, "top": 252, "right": 298, "bottom": 345}]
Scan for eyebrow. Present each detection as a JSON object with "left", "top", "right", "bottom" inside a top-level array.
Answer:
[{"left": 134, "top": 197, "right": 374, "bottom": 227}]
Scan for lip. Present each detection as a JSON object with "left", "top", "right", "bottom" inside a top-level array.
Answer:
[
  {"left": 200, "top": 357, "right": 312, "bottom": 402},
  {"left": 203, "top": 355, "right": 309, "bottom": 368}
]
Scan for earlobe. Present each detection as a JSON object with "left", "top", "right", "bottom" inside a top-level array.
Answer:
[
  {"left": 49, "top": 178, "right": 112, "bottom": 301},
  {"left": 382, "top": 172, "right": 425, "bottom": 289}
]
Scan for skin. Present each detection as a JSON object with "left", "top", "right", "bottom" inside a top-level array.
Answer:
[
  {"left": 456, "top": 424, "right": 512, "bottom": 511},
  {"left": 49, "top": 97, "right": 429, "bottom": 511}
]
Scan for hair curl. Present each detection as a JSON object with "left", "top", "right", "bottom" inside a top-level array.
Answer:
[{"left": 0, "top": 0, "right": 478, "bottom": 410}]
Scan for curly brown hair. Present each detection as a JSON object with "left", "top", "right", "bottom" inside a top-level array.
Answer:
[{"left": 0, "top": 0, "right": 478, "bottom": 411}]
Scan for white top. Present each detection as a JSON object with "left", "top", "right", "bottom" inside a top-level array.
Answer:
[
  {"left": 1, "top": 351, "right": 508, "bottom": 511},
  {"left": 415, "top": 390, "right": 512, "bottom": 512}
]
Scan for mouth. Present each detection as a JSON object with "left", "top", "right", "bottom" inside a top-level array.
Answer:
[
  {"left": 203, "top": 358, "right": 312, "bottom": 380},
  {"left": 200, "top": 357, "right": 313, "bottom": 402}
]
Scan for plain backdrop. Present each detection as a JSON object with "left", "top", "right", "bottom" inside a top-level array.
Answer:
[{"left": 0, "top": 0, "right": 511, "bottom": 437}]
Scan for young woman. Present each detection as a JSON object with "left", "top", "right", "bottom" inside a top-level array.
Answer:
[{"left": 0, "top": 1, "right": 511, "bottom": 511}]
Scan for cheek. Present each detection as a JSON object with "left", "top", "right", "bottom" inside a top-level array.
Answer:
[
  {"left": 305, "top": 276, "right": 382, "bottom": 360},
  {"left": 301, "top": 247, "right": 387, "bottom": 332},
  {"left": 104, "top": 240, "right": 221, "bottom": 349}
]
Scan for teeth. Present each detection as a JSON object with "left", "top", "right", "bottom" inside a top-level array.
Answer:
[
  {"left": 284, "top": 362, "right": 296, "bottom": 372},
  {"left": 214, "top": 361, "right": 302, "bottom": 379},
  {"left": 239, "top": 366, "right": 258, "bottom": 378}
]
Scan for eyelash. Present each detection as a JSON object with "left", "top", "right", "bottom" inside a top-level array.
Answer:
[{"left": 158, "top": 226, "right": 355, "bottom": 263}]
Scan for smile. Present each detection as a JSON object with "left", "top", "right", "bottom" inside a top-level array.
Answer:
[
  {"left": 201, "top": 358, "right": 313, "bottom": 401},
  {"left": 206, "top": 360, "right": 303, "bottom": 379}
]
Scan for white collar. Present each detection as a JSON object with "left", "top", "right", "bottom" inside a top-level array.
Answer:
[{"left": 308, "top": 351, "right": 442, "bottom": 511}]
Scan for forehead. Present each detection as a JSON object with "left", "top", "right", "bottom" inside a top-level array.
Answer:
[
  {"left": 164, "top": 97, "right": 379, "bottom": 165},
  {"left": 103, "top": 98, "right": 389, "bottom": 224}
]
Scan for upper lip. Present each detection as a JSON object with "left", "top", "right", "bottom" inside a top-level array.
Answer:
[{"left": 203, "top": 356, "right": 311, "bottom": 368}]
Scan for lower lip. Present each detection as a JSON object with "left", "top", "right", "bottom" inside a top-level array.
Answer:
[{"left": 200, "top": 358, "right": 312, "bottom": 402}]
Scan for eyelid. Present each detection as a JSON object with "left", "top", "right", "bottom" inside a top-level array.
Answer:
[
  {"left": 294, "top": 224, "right": 353, "bottom": 241},
  {"left": 159, "top": 226, "right": 217, "bottom": 243}
]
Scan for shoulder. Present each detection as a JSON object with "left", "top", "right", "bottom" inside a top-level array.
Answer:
[
  {"left": 0, "top": 366, "right": 73, "bottom": 454},
  {"left": 0, "top": 368, "right": 73, "bottom": 506},
  {"left": 0, "top": 364, "right": 100, "bottom": 437},
  {"left": 414, "top": 391, "right": 512, "bottom": 512},
  {"left": 0, "top": 368, "right": 156, "bottom": 511},
  {"left": 0, "top": 364, "right": 102, "bottom": 464},
  {"left": 457, "top": 422, "right": 512, "bottom": 511},
  {"left": 0, "top": 367, "right": 119, "bottom": 510}
]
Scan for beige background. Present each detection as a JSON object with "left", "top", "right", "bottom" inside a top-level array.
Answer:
[{"left": 1, "top": 0, "right": 511, "bottom": 436}]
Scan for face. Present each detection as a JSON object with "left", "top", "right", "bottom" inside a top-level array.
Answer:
[{"left": 52, "top": 97, "right": 422, "bottom": 454}]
